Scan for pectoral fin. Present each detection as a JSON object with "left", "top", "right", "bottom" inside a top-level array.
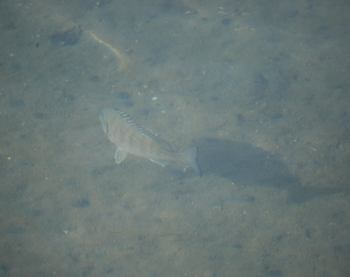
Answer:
[{"left": 115, "top": 147, "right": 127, "bottom": 164}]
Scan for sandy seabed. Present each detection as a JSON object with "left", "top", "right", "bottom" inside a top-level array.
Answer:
[{"left": 0, "top": 0, "right": 349, "bottom": 276}]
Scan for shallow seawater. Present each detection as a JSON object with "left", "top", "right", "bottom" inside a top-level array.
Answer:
[{"left": 0, "top": 0, "right": 349, "bottom": 276}]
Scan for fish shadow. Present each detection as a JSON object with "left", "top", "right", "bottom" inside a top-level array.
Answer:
[{"left": 196, "top": 138, "right": 341, "bottom": 204}]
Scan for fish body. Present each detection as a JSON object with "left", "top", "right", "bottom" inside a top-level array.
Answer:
[{"left": 99, "top": 107, "right": 202, "bottom": 176}]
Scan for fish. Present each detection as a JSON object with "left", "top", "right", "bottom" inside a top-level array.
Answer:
[{"left": 99, "top": 107, "right": 202, "bottom": 177}]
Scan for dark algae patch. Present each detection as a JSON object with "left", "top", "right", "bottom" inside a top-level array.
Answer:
[{"left": 50, "top": 25, "right": 83, "bottom": 46}]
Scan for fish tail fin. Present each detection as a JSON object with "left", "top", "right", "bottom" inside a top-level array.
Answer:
[{"left": 184, "top": 146, "right": 202, "bottom": 177}]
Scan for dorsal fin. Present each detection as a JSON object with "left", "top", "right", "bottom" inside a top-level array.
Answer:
[{"left": 114, "top": 108, "right": 173, "bottom": 151}]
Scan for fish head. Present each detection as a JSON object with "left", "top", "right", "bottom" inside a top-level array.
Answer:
[{"left": 99, "top": 107, "right": 110, "bottom": 135}]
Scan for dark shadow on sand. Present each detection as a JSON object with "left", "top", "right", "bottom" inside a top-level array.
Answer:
[{"left": 196, "top": 138, "right": 341, "bottom": 203}]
